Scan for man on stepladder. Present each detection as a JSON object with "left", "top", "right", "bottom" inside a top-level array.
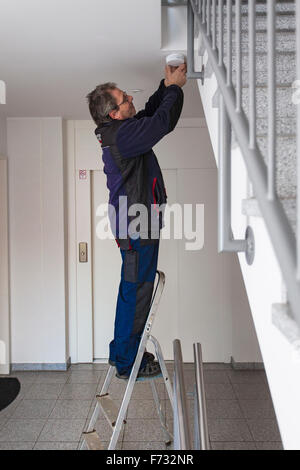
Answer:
[{"left": 87, "top": 64, "right": 186, "bottom": 380}]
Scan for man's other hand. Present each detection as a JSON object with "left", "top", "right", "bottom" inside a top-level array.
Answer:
[{"left": 164, "top": 63, "right": 187, "bottom": 88}]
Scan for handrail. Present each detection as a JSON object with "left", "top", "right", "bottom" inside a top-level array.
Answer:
[
  {"left": 193, "top": 343, "right": 210, "bottom": 450},
  {"left": 187, "top": 0, "right": 300, "bottom": 327},
  {"left": 173, "top": 339, "right": 192, "bottom": 450}
]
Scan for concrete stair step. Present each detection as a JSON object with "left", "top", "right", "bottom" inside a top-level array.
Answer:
[
  {"left": 220, "top": 30, "right": 296, "bottom": 54},
  {"left": 241, "top": 85, "right": 295, "bottom": 119},
  {"left": 256, "top": 136, "right": 296, "bottom": 198},
  {"left": 217, "top": 13, "right": 295, "bottom": 31}
]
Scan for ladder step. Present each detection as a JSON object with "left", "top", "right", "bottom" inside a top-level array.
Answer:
[
  {"left": 83, "top": 430, "right": 103, "bottom": 450},
  {"left": 97, "top": 393, "right": 123, "bottom": 429}
]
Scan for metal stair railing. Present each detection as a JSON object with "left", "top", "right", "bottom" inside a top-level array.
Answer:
[{"left": 186, "top": 0, "right": 300, "bottom": 327}]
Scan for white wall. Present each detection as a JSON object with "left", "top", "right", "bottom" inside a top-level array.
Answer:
[{"left": 7, "top": 118, "right": 68, "bottom": 368}]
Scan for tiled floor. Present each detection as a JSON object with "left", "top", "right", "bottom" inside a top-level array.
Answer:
[{"left": 0, "top": 363, "right": 283, "bottom": 450}]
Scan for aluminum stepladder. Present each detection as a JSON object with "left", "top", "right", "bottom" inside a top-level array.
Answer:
[{"left": 81, "top": 270, "right": 174, "bottom": 450}]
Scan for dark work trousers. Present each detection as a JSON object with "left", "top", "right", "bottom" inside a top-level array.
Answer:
[{"left": 109, "top": 236, "right": 160, "bottom": 375}]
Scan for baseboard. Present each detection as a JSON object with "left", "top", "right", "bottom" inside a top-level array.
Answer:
[
  {"left": 230, "top": 356, "right": 265, "bottom": 371},
  {"left": 11, "top": 357, "right": 71, "bottom": 372}
]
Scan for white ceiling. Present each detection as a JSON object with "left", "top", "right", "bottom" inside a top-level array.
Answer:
[{"left": 0, "top": 0, "right": 203, "bottom": 119}]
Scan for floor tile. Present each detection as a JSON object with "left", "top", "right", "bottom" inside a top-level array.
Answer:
[
  {"left": 206, "top": 400, "right": 243, "bottom": 420},
  {"left": 239, "top": 400, "right": 276, "bottom": 420},
  {"left": 255, "top": 441, "right": 283, "bottom": 450},
  {"left": 67, "top": 371, "right": 102, "bottom": 384},
  {"left": 232, "top": 383, "right": 271, "bottom": 401},
  {"left": 49, "top": 399, "right": 92, "bottom": 419},
  {"left": 9, "top": 372, "right": 39, "bottom": 384},
  {"left": 211, "top": 441, "right": 257, "bottom": 450},
  {"left": 0, "top": 442, "right": 35, "bottom": 450},
  {"left": 17, "top": 383, "right": 34, "bottom": 399},
  {"left": 203, "top": 371, "right": 230, "bottom": 384},
  {"left": 34, "top": 441, "right": 79, "bottom": 450},
  {"left": 35, "top": 372, "right": 70, "bottom": 384},
  {"left": 203, "top": 363, "right": 231, "bottom": 370},
  {"left": 70, "top": 363, "right": 109, "bottom": 371},
  {"left": 204, "top": 383, "right": 236, "bottom": 400},
  {"left": 38, "top": 419, "right": 86, "bottom": 442},
  {"left": 127, "top": 399, "right": 162, "bottom": 420},
  {"left": 247, "top": 419, "right": 281, "bottom": 442},
  {"left": 122, "top": 441, "right": 166, "bottom": 450},
  {"left": 96, "top": 441, "right": 122, "bottom": 450},
  {"left": 0, "top": 419, "right": 46, "bottom": 442},
  {"left": 24, "top": 383, "right": 64, "bottom": 400},
  {"left": 0, "top": 398, "right": 23, "bottom": 422},
  {"left": 208, "top": 419, "right": 253, "bottom": 442},
  {"left": 60, "top": 383, "right": 98, "bottom": 400},
  {"left": 123, "top": 419, "right": 166, "bottom": 442},
  {"left": 227, "top": 370, "right": 266, "bottom": 384},
  {"left": 11, "top": 399, "right": 56, "bottom": 419}
]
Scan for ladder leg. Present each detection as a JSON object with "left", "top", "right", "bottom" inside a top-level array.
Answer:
[
  {"left": 149, "top": 335, "right": 174, "bottom": 410},
  {"left": 100, "top": 365, "right": 115, "bottom": 395},
  {"left": 150, "top": 380, "right": 173, "bottom": 445}
]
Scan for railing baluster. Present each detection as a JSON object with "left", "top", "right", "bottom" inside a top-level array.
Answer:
[
  {"left": 218, "top": 0, "right": 224, "bottom": 66},
  {"left": 267, "top": 0, "right": 276, "bottom": 201},
  {"left": 207, "top": 0, "right": 211, "bottom": 36},
  {"left": 235, "top": 0, "right": 242, "bottom": 112},
  {"left": 249, "top": 0, "right": 256, "bottom": 149},
  {"left": 297, "top": 0, "right": 300, "bottom": 281},
  {"left": 226, "top": 0, "right": 232, "bottom": 86},
  {"left": 212, "top": 0, "right": 216, "bottom": 50}
]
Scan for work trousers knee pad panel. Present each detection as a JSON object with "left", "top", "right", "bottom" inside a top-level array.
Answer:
[{"left": 123, "top": 249, "right": 139, "bottom": 283}]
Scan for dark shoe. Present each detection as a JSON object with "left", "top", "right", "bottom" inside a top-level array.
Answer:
[
  {"left": 109, "top": 351, "right": 155, "bottom": 367},
  {"left": 116, "top": 361, "right": 161, "bottom": 381}
]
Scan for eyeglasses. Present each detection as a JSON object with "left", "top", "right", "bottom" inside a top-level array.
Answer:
[{"left": 117, "top": 92, "right": 130, "bottom": 108}]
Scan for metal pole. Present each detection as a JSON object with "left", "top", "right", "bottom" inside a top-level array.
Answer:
[
  {"left": 173, "top": 339, "right": 192, "bottom": 450},
  {"left": 267, "top": 0, "right": 276, "bottom": 200},
  {"left": 235, "top": 0, "right": 242, "bottom": 112},
  {"left": 296, "top": 0, "right": 300, "bottom": 280},
  {"left": 193, "top": 343, "right": 210, "bottom": 450},
  {"left": 249, "top": 0, "right": 256, "bottom": 149},
  {"left": 226, "top": 0, "right": 232, "bottom": 87},
  {"left": 218, "top": 94, "right": 247, "bottom": 252}
]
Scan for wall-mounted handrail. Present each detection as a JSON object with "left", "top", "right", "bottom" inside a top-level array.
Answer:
[
  {"left": 187, "top": 0, "right": 300, "bottom": 327},
  {"left": 173, "top": 339, "right": 192, "bottom": 450}
]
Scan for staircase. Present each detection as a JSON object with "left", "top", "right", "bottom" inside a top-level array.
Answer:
[{"left": 186, "top": 0, "right": 300, "bottom": 449}]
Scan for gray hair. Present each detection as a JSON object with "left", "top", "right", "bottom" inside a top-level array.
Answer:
[{"left": 86, "top": 82, "right": 118, "bottom": 126}]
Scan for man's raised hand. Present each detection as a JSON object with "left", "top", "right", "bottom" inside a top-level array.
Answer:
[{"left": 164, "top": 63, "right": 187, "bottom": 88}]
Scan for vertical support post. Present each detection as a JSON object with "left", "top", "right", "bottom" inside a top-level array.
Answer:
[
  {"left": 226, "top": 0, "right": 232, "bottom": 86},
  {"left": 249, "top": 0, "right": 256, "bottom": 149},
  {"left": 218, "top": 95, "right": 247, "bottom": 253},
  {"left": 212, "top": 0, "right": 216, "bottom": 50},
  {"left": 218, "top": 0, "right": 224, "bottom": 66},
  {"left": 267, "top": 0, "right": 276, "bottom": 200},
  {"left": 297, "top": 0, "right": 300, "bottom": 280},
  {"left": 235, "top": 0, "right": 242, "bottom": 112},
  {"left": 207, "top": 0, "right": 210, "bottom": 36}
]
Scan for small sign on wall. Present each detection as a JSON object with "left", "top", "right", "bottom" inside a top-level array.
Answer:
[{"left": 79, "top": 169, "right": 87, "bottom": 180}]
